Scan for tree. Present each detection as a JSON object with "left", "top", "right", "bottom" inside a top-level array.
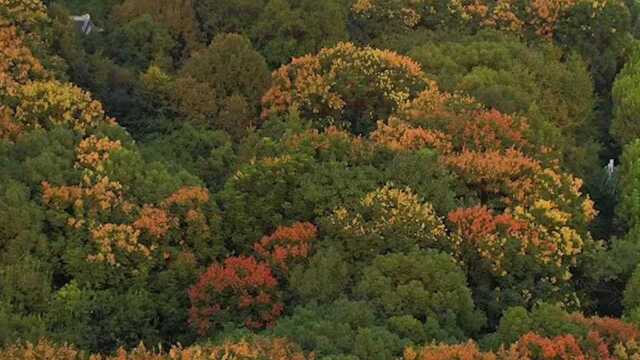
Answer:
[
  {"left": 0, "top": 178, "right": 50, "bottom": 263},
  {"left": 140, "top": 124, "right": 236, "bottom": 191},
  {"left": 217, "top": 94, "right": 253, "bottom": 140},
  {"left": 46, "top": 283, "right": 163, "bottom": 353},
  {"left": 371, "top": 88, "right": 598, "bottom": 321},
  {"left": 490, "top": 304, "right": 584, "bottom": 347},
  {"left": 381, "top": 149, "right": 463, "bottom": 216},
  {"left": 194, "top": 0, "right": 349, "bottom": 67},
  {"left": 218, "top": 154, "right": 316, "bottom": 250},
  {"left": 0, "top": 24, "right": 48, "bottom": 88},
  {"left": 218, "top": 149, "right": 377, "bottom": 251},
  {"left": 273, "top": 299, "right": 405, "bottom": 359},
  {"left": 251, "top": 0, "right": 349, "bottom": 67},
  {"left": 106, "top": 15, "right": 176, "bottom": 72},
  {"left": 0, "top": 24, "right": 47, "bottom": 140},
  {"left": 0, "top": 337, "right": 311, "bottom": 359},
  {"left": 188, "top": 256, "right": 283, "bottom": 335},
  {"left": 555, "top": 0, "right": 634, "bottom": 94},
  {"left": 112, "top": 0, "right": 203, "bottom": 60},
  {"left": 350, "top": 0, "right": 461, "bottom": 41},
  {"left": 382, "top": 87, "right": 597, "bottom": 226},
  {"left": 288, "top": 246, "right": 352, "bottom": 304},
  {"left": 262, "top": 42, "right": 432, "bottom": 134},
  {"left": 625, "top": 263, "right": 640, "bottom": 323},
  {"left": 350, "top": 0, "right": 625, "bottom": 44},
  {"left": 612, "top": 46, "right": 640, "bottom": 146},
  {"left": 0, "top": 0, "right": 48, "bottom": 32},
  {"left": 179, "top": 33, "right": 270, "bottom": 125},
  {"left": 194, "top": 0, "right": 267, "bottom": 41},
  {"left": 8, "top": 80, "right": 115, "bottom": 138},
  {"left": 254, "top": 222, "right": 316, "bottom": 273},
  {"left": 618, "top": 139, "right": 640, "bottom": 229},
  {"left": 324, "top": 185, "right": 448, "bottom": 262},
  {"left": 356, "top": 251, "right": 486, "bottom": 342},
  {"left": 406, "top": 309, "right": 640, "bottom": 359},
  {"left": 406, "top": 31, "right": 598, "bottom": 179}
]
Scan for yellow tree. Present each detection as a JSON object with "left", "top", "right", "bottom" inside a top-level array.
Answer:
[
  {"left": 370, "top": 87, "right": 597, "bottom": 314},
  {"left": 262, "top": 42, "right": 432, "bottom": 134}
]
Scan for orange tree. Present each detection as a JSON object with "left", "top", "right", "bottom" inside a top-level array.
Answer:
[
  {"left": 368, "top": 87, "right": 598, "bottom": 321},
  {"left": 351, "top": 0, "right": 635, "bottom": 97},
  {"left": 0, "top": 337, "right": 311, "bottom": 359},
  {"left": 39, "top": 128, "right": 219, "bottom": 351},
  {"left": 187, "top": 256, "right": 283, "bottom": 336},
  {"left": 42, "top": 135, "right": 219, "bottom": 282},
  {"left": 0, "top": 15, "right": 226, "bottom": 350},
  {"left": 261, "top": 42, "right": 432, "bottom": 134},
  {"left": 406, "top": 31, "right": 599, "bottom": 181},
  {"left": 254, "top": 222, "right": 317, "bottom": 273},
  {"left": 405, "top": 305, "right": 640, "bottom": 359}
]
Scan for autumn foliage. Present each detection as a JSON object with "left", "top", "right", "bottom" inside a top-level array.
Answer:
[
  {"left": 327, "top": 185, "right": 448, "bottom": 260},
  {"left": 261, "top": 42, "right": 432, "bottom": 134},
  {"left": 406, "top": 315, "right": 640, "bottom": 359},
  {"left": 254, "top": 222, "right": 316, "bottom": 272},
  {"left": 0, "top": 24, "right": 116, "bottom": 141},
  {"left": 42, "top": 134, "right": 215, "bottom": 267},
  {"left": 0, "top": 24, "right": 45, "bottom": 139},
  {"left": 0, "top": 338, "right": 312, "bottom": 360},
  {"left": 188, "top": 256, "right": 283, "bottom": 335},
  {"left": 448, "top": 206, "right": 530, "bottom": 275},
  {"left": 2, "top": 0, "right": 639, "bottom": 357},
  {"left": 351, "top": 0, "right": 615, "bottom": 39}
]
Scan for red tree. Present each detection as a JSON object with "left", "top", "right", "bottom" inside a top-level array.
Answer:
[
  {"left": 188, "top": 256, "right": 283, "bottom": 335},
  {"left": 254, "top": 222, "right": 317, "bottom": 272}
]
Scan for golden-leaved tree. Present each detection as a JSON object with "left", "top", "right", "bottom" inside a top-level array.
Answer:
[
  {"left": 262, "top": 42, "right": 432, "bottom": 134},
  {"left": 367, "top": 86, "right": 598, "bottom": 317}
]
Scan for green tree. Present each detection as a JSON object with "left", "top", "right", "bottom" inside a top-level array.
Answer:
[
  {"left": 273, "top": 299, "right": 405, "bottom": 359},
  {"left": 555, "top": 0, "right": 634, "bottom": 94},
  {"left": 612, "top": 46, "right": 640, "bottom": 146},
  {"left": 407, "top": 30, "right": 598, "bottom": 179},
  {"left": 218, "top": 140, "right": 378, "bottom": 251},
  {"left": 194, "top": 0, "right": 266, "bottom": 41},
  {"left": 47, "top": 283, "right": 164, "bottom": 353},
  {"left": 355, "top": 251, "right": 485, "bottom": 342},
  {"left": 489, "top": 303, "right": 592, "bottom": 347},
  {"left": 112, "top": 0, "right": 203, "bottom": 60},
  {"left": 251, "top": 0, "right": 349, "bottom": 67},
  {"left": 179, "top": 33, "right": 270, "bottom": 125},
  {"left": 140, "top": 125, "right": 236, "bottom": 191},
  {"left": 381, "top": 149, "right": 464, "bottom": 216},
  {"left": 289, "top": 247, "right": 352, "bottom": 304},
  {"left": 624, "top": 263, "right": 640, "bottom": 317},
  {"left": 0, "top": 301, "right": 47, "bottom": 347},
  {"left": 618, "top": 139, "right": 640, "bottom": 229},
  {"left": 106, "top": 15, "right": 176, "bottom": 71}
]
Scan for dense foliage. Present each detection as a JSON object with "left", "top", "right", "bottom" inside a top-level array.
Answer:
[{"left": 2, "top": 0, "right": 640, "bottom": 359}]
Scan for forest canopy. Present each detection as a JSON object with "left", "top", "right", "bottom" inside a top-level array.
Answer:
[{"left": 1, "top": 0, "right": 640, "bottom": 359}]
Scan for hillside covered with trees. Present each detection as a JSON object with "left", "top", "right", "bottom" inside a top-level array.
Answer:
[{"left": 2, "top": 0, "right": 640, "bottom": 358}]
